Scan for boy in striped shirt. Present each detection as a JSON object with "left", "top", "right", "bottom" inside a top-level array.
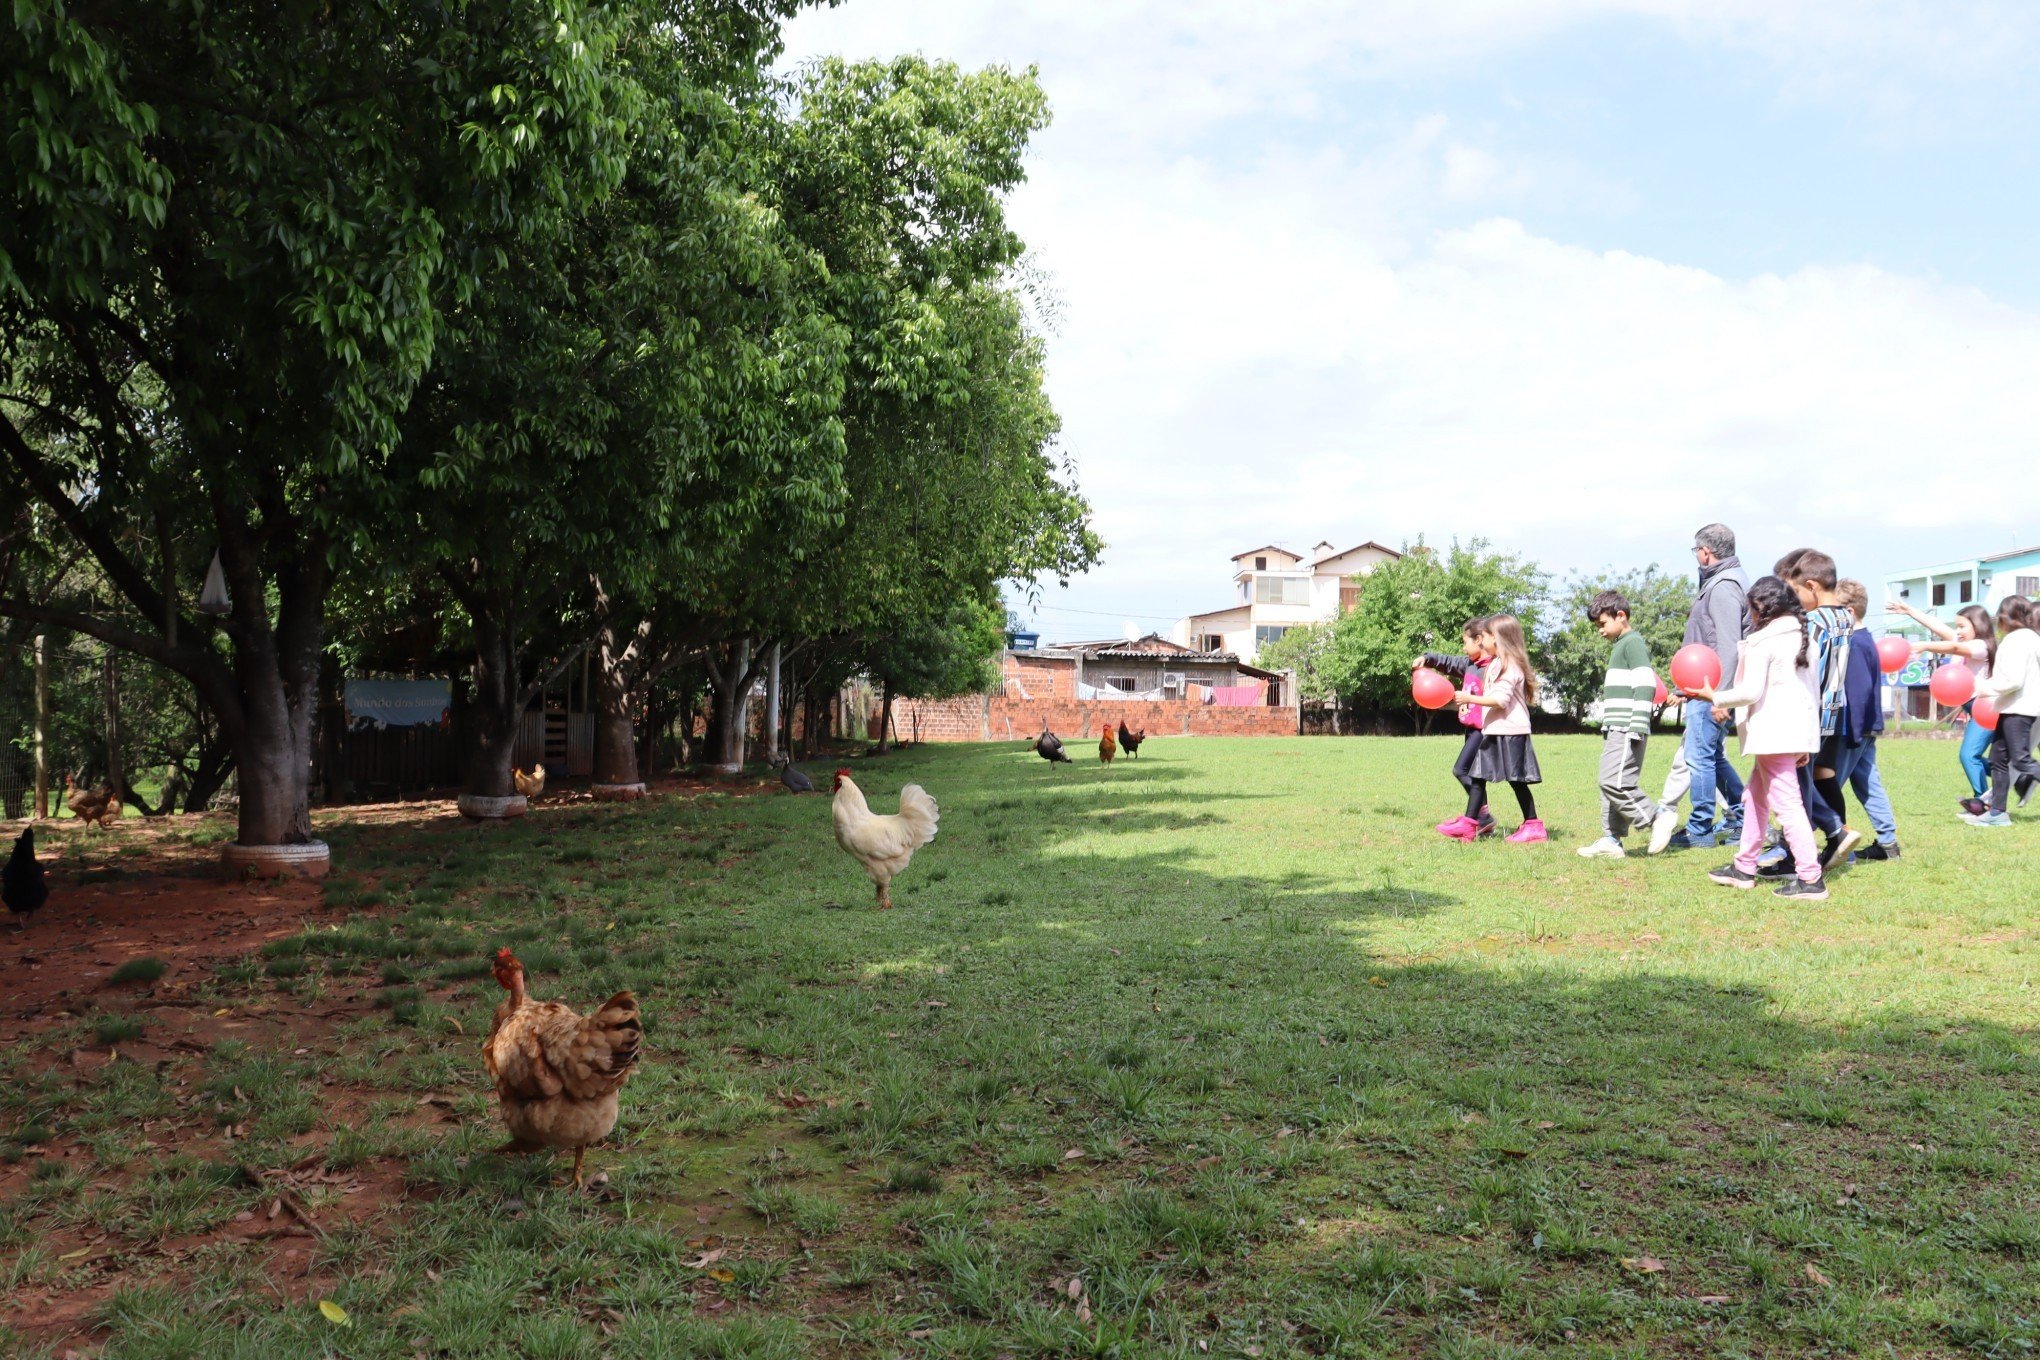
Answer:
[{"left": 1579, "top": 590, "right": 1665, "bottom": 858}]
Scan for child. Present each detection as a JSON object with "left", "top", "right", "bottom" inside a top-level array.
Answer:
[
  {"left": 1417, "top": 618, "right": 1495, "bottom": 839},
  {"left": 1890, "top": 599, "right": 1996, "bottom": 813},
  {"left": 1831, "top": 581, "right": 1899, "bottom": 860},
  {"left": 1775, "top": 549, "right": 1858, "bottom": 871},
  {"left": 1966, "top": 595, "right": 2040, "bottom": 827},
  {"left": 1450, "top": 615, "right": 1545, "bottom": 843},
  {"left": 1577, "top": 590, "right": 1662, "bottom": 858},
  {"left": 1695, "top": 576, "right": 1829, "bottom": 900}
]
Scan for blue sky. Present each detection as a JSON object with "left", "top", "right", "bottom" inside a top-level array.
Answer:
[{"left": 780, "top": 2, "right": 2040, "bottom": 639}]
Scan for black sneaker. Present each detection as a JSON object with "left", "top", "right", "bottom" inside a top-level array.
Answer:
[
  {"left": 1960, "top": 797, "right": 1987, "bottom": 817},
  {"left": 1774, "top": 875, "right": 1829, "bottom": 901},
  {"left": 1860, "top": 841, "right": 1900, "bottom": 861},
  {"left": 1755, "top": 855, "right": 1796, "bottom": 879},
  {"left": 1818, "top": 829, "right": 1863, "bottom": 872},
  {"left": 1708, "top": 863, "right": 1757, "bottom": 889},
  {"left": 2019, "top": 778, "right": 2037, "bottom": 810}
]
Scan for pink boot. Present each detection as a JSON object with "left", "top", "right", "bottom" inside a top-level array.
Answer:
[
  {"left": 1505, "top": 819, "right": 1547, "bottom": 844},
  {"left": 1435, "top": 815, "right": 1475, "bottom": 837}
]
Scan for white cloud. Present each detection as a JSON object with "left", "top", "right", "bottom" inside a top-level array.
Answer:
[{"left": 780, "top": 2, "right": 2040, "bottom": 630}]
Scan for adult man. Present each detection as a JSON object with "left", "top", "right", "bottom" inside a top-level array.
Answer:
[{"left": 1668, "top": 523, "right": 1750, "bottom": 850}]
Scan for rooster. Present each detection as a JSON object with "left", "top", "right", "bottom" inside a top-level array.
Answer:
[
  {"left": 484, "top": 948, "right": 642, "bottom": 1188},
  {"left": 65, "top": 775, "right": 119, "bottom": 831},
  {"left": 1031, "top": 727, "right": 1070, "bottom": 765},
  {"left": 1098, "top": 726, "right": 1116, "bottom": 763},
  {"left": 831, "top": 770, "right": 938, "bottom": 910},
  {"left": 512, "top": 764, "right": 547, "bottom": 800},
  {"left": 1116, "top": 722, "right": 1146, "bottom": 759},
  {"left": 4, "top": 828, "right": 47, "bottom": 929}
]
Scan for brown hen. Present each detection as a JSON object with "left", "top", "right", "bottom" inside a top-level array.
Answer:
[{"left": 483, "top": 948, "right": 642, "bottom": 1187}]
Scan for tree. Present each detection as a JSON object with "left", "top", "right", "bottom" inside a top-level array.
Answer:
[
  {"left": 1317, "top": 540, "right": 1546, "bottom": 713},
  {"left": 2, "top": 0, "right": 648, "bottom": 850},
  {"left": 859, "top": 593, "right": 1006, "bottom": 750},
  {"left": 1539, "top": 566, "right": 1694, "bottom": 721},
  {"left": 1256, "top": 621, "right": 1337, "bottom": 705}
]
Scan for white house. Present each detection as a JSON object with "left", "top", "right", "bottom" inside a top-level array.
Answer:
[{"left": 1173, "top": 539, "right": 1402, "bottom": 663}]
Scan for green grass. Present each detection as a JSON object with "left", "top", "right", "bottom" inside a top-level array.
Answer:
[
  {"left": 1, "top": 734, "right": 2036, "bottom": 1358},
  {"left": 106, "top": 957, "right": 167, "bottom": 985}
]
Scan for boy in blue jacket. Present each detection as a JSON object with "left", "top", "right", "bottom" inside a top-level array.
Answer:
[{"left": 1831, "top": 581, "right": 1900, "bottom": 861}]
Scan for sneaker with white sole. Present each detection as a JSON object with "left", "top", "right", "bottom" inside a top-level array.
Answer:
[
  {"left": 1818, "top": 828, "right": 1863, "bottom": 873},
  {"left": 1774, "top": 875, "right": 1829, "bottom": 901},
  {"left": 1964, "top": 810, "right": 2013, "bottom": 828},
  {"left": 1647, "top": 806, "right": 1682, "bottom": 855},
  {"left": 1708, "top": 862, "right": 1757, "bottom": 889},
  {"left": 1575, "top": 836, "right": 1626, "bottom": 859}
]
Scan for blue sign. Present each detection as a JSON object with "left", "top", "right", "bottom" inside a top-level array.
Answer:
[{"left": 344, "top": 680, "right": 452, "bottom": 729}]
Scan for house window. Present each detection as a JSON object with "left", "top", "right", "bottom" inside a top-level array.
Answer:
[
  {"left": 1932, "top": 583, "right": 1946, "bottom": 606},
  {"left": 1255, "top": 625, "right": 1289, "bottom": 647},
  {"left": 1103, "top": 676, "right": 1138, "bottom": 692},
  {"left": 1960, "top": 579, "right": 1973, "bottom": 603},
  {"left": 1199, "top": 634, "right": 1224, "bottom": 652},
  {"left": 1253, "top": 576, "right": 1309, "bottom": 606},
  {"left": 2020, "top": 576, "right": 2040, "bottom": 596},
  {"left": 1254, "top": 556, "right": 1267, "bottom": 571}
]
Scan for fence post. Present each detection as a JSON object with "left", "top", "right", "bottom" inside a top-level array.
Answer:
[{"left": 32, "top": 633, "right": 49, "bottom": 819}]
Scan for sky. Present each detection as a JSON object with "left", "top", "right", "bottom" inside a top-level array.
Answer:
[{"left": 779, "top": 1, "right": 2040, "bottom": 642}]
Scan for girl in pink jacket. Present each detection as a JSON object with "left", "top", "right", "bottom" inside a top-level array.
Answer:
[{"left": 1693, "top": 577, "right": 1827, "bottom": 900}]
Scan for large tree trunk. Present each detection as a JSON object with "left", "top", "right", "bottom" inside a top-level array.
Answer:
[
  {"left": 874, "top": 680, "right": 894, "bottom": 754},
  {"left": 761, "top": 642, "right": 782, "bottom": 764},
  {"left": 592, "top": 618, "right": 644, "bottom": 785},
  {"left": 228, "top": 595, "right": 325, "bottom": 845},
  {"left": 704, "top": 637, "right": 752, "bottom": 773},
  {"left": 465, "top": 611, "right": 521, "bottom": 798}
]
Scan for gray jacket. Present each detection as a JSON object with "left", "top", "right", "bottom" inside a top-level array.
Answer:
[{"left": 1684, "top": 555, "right": 1750, "bottom": 672}]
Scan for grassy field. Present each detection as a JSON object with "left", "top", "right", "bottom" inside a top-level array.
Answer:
[{"left": 3, "top": 734, "right": 2037, "bottom": 1358}]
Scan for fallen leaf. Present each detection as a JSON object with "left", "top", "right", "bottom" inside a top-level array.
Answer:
[
  {"left": 686, "top": 1249, "right": 728, "bottom": 1269},
  {"left": 212, "top": 1007, "right": 232, "bottom": 1018},
  {"left": 1694, "top": 1294, "right": 1732, "bottom": 1304},
  {"left": 924, "top": 1000, "right": 948, "bottom": 1009},
  {"left": 318, "top": 1299, "right": 351, "bottom": 1327},
  {"left": 1621, "top": 1256, "right": 1667, "bottom": 1274},
  {"left": 708, "top": 1269, "right": 735, "bottom": 1283},
  {"left": 1066, "top": 1277, "right": 1083, "bottom": 1300},
  {"left": 1534, "top": 1121, "right": 1557, "bottom": 1130},
  {"left": 1062, "top": 1148, "right": 1084, "bottom": 1161},
  {"left": 1366, "top": 976, "right": 1386, "bottom": 987},
  {"left": 58, "top": 1247, "right": 93, "bottom": 1261},
  {"left": 1805, "top": 1263, "right": 1831, "bottom": 1287}
]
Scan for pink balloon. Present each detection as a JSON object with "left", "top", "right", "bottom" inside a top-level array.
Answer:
[
  {"left": 1652, "top": 674, "right": 1669, "bottom": 707},
  {"left": 1973, "top": 695, "right": 2000, "bottom": 731},
  {"left": 1412, "top": 668, "right": 1456, "bottom": 710},
  {"left": 1929, "top": 662, "right": 1976, "bottom": 708},
  {"left": 1670, "top": 644, "right": 1722, "bottom": 694},
  {"left": 1876, "top": 636, "right": 1911, "bottom": 675}
]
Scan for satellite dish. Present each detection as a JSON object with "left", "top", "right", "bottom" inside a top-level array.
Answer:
[{"left": 1122, "top": 619, "right": 1140, "bottom": 641}]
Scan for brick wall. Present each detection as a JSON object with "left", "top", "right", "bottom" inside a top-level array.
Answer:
[{"left": 893, "top": 653, "right": 1296, "bottom": 742}]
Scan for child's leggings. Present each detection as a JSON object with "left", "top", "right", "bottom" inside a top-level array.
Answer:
[
  {"left": 1733, "top": 755, "right": 1820, "bottom": 883},
  {"left": 1959, "top": 709, "right": 1993, "bottom": 797},
  {"left": 1465, "top": 778, "right": 1536, "bottom": 822},
  {"left": 1451, "top": 729, "right": 1481, "bottom": 795}
]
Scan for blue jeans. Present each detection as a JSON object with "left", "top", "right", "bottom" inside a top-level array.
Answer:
[
  {"left": 1958, "top": 713, "right": 1993, "bottom": 797},
  {"left": 1831, "top": 738, "right": 1898, "bottom": 844},
  {"left": 1683, "top": 701, "right": 1744, "bottom": 845}
]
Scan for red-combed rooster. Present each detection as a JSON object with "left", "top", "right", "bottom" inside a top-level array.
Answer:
[
  {"left": 831, "top": 770, "right": 939, "bottom": 910},
  {"left": 484, "top": 949, "right": 642, "bottom": 1188}
]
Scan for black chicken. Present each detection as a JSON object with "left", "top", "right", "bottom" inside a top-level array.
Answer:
[
  {"left": 4, "top": 827, "right": 48, "bottom": 928},
  {"left": 1032, "top": 727, "right": 1071, "bottom": 764},
  {"left": 1116, "top": 722, "right": 1146, "bottom": 759},
  {"left": 774, "top": 755, "right": 816, "bottom": 794}
]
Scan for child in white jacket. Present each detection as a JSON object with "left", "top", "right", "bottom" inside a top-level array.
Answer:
[
  {"left": 1968, "top": 595, "right": 2040, "bottom": 827},
  {"left": 1693, "top": 577, "right": 1828, "bottom": 900}
]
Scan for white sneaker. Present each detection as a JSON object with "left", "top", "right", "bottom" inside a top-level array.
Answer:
[
  {"left": 1647, "top": 806, "right": 1681, "bottom": 855},
  {"left": 1576, "top": 836, "right": 1627, "bottom": 859}
]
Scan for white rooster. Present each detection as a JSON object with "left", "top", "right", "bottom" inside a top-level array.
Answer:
[{"left": 831, "top": 770, "right": 939, "bottom": 910}]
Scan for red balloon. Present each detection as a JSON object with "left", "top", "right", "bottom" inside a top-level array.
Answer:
[
  {"left": 1412, "top": 668, "right": 1456, "bottom": 710},
  {"left": 1929, "top": 662, "right": 1975, "bottom": 707},
  {"left": 1651, "top": 673, "right": 1669, "bottom": 706},
  {"left": 1669, "top": 643, "right": 1722, "bottom": 694},
  {"left": 1875, "top": 635, "right": 1911, "bottom": 675},
  {"left": 1972, "top": 695, "right": 2000, "bottom": 731}
]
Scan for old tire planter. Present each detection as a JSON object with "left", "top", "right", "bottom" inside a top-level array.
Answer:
[
  {"left": 222, "top": 841, "right": 331, "bottom": 880},
  {"left": 457, "top": 793, "right": 528, "bottom": 820},
  {"left": 590, "top": 782, "right": 646, "bottom": 802}
]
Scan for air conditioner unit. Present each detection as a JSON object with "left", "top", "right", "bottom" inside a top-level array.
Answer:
[{"left": 1163, "top": 672, "right": 1184, "bottom": 695}]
